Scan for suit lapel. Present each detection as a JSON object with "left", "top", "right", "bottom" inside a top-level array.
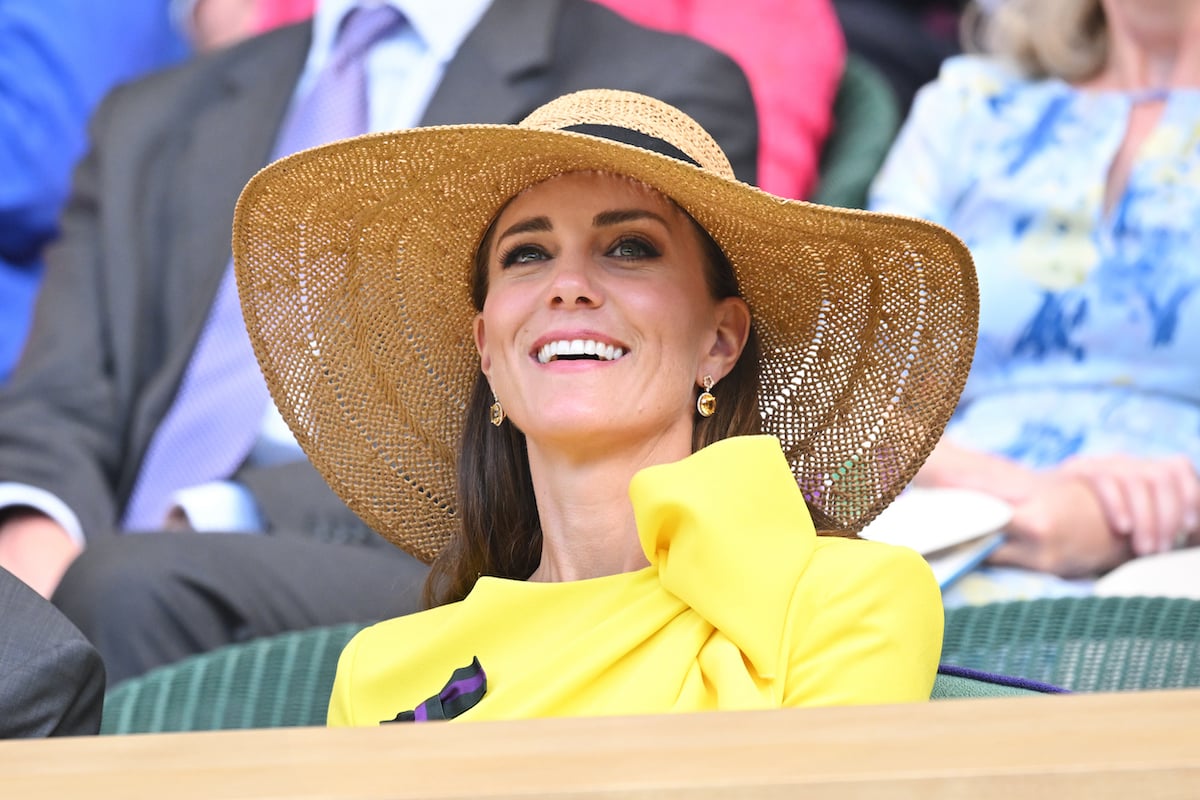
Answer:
[
  {"left": 420, "top": 0, "right": 562, "bottom": 126},
  {"left": 123, "top": 25, "right": 312, "bottom": 490},
  {"left": 167, "top": 24, "right": 311, "bottom": 333}
]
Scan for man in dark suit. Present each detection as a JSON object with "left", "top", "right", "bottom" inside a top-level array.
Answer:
[
  {"left": 0, "top": 566, "right": 104, "bottom": 737},
  {"left": 0, "top": 0, "right": 757, "bottom": 685}
]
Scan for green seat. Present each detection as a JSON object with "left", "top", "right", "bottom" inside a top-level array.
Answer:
[
  {"left": 809, "top": 54, "right": 901, "bottom": 209},
  {"left": 99, "top": 628, "right": 1036, "bottom": 734},
  {"left": 100, "top": 621, "right": 369, "bottom": 734},
  {"left": 943, "top": 596, "right": 1200, "bottom": 692},
  {"left": 98, "top": 627, "right": 1029, "bottom": 734},
  {"left": 106, "top": 596, "right": 1199, "bottom": 733},
  {"left": 98, "top": 623, "right": 1036, "bottom": 734}
]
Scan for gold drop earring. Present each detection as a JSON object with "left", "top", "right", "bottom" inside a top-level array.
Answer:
[
  {"left": 696, "top": 374, "right": 716, "bottom": 418},
  {"left": 490, "top": 394, "right": 506, "bottom": 427}
]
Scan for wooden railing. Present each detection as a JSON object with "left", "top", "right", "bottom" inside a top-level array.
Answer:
[{"left": 4, "top": 689, "right": 1198, "bottom": 798}]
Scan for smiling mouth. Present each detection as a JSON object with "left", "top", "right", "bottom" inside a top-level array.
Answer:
[{"left": 536, "top": 339, "right": 626, "bottom": 364}]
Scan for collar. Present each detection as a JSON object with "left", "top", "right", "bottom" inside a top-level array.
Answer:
[{"left": 310, "top": 0, "right": 492, "bottom": 65}]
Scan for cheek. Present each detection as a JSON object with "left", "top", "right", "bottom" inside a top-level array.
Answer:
[
  {"left": 647, "top": 284, "right": 717, "bottom": 347},
  {"left": 478, "top": 291, "right": 526, "bottom": 367}
]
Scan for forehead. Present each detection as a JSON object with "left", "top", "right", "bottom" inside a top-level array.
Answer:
[{"left": 495, "top": 170, "right": 682, "bottom": 225}]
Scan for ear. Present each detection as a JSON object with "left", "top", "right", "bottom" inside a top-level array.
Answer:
[
  {"left": 473, "top": 313, "right": 491, "bottom": 377},
  {"left": 700, "top": 297, "right": 750, "bottom": 384}
]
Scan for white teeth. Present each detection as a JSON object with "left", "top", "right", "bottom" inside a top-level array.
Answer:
[{"left": 536, "top": 339, "right": 626, "bottom": 364}]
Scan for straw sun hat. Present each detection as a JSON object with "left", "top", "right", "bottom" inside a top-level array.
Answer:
[{"left": 232, "top": 89, "right": 978, "bottom": 563}]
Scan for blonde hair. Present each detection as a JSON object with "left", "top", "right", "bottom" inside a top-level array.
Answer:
[{"left": 963, "top": 0, "right": 1108, "bottom": 81}]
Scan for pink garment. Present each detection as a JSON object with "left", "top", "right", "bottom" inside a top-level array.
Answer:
[
  {"left": 253, "top": 0, "right": 314, "bottom": 32},
  {"left": 595, "top": 0, "right": 844, "bottom": 199}
]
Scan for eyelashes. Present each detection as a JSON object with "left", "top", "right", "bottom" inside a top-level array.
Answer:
[
  {"left": 499, "top": 243, "right": 549, "bottom": 267},
  {"left": 607, "top": 236, "right": 660, "bottom": 259},
  {"left": 497, "top": 236, "right": 661, "bottom": 268}
]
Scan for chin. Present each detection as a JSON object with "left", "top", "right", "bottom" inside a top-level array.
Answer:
[{"left": 522, "top": 410, "right": 615, "bottom": 441}]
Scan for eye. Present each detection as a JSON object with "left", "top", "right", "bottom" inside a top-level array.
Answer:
[
  {"left": 607, "top": 237, "right": 659, "bottom": 259},
  {"left": 500, "top": 244, "right": 549, "bottom": 267}
]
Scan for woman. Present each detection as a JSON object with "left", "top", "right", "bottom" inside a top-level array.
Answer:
[
  {"left": 870, "top": 0, "right": 1200, "bottom": 600},
  {"left": 232, "top": 89, "right": 977, "bottom": 724}
]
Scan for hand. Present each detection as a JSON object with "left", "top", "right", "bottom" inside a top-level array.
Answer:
[
  {"left": 164, "top": 505, "right": 195, "bottom": 531},
  {"left": 988, "top": 474, "right": 1133, "bottom": 578},
  {"left": 1055, "top": 454, "right": 1200, "bottom": 556},
  {"left": 0, "top": 510, "right": 81, "bottom": 598},
  {"left": 913, "top": 438, "right": 1039, "bottom": 504}
]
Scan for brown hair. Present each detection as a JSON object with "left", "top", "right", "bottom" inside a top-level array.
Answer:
[
  {"left": 962, "top": 0, "right": 1108, "bottom": 81},
  {"left": 422, "top": 196, "right": 842, "bottom": 607}
]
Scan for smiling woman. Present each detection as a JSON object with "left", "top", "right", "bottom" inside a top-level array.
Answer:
[
  {"left": 461, "top": 171, "right": 752, "bottom": 588},
  {"left": 231, "top": 89, "right": 979, "bottom": 724}
]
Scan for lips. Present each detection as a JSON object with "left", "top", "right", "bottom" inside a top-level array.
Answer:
[{"left": 536, "top": 338, "right": 626, "bottom": 364}]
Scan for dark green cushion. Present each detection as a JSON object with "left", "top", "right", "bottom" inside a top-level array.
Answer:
[
  {"left": 943, "top": 596, "right": 1200, "bottom": 692},
  {"left": 100, "top": 621, "right": 368, "bottom": 734}
]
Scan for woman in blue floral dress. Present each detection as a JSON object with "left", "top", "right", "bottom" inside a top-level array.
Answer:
[{"left": 870, "top": 0, "right": 1200, "bottom": 601}]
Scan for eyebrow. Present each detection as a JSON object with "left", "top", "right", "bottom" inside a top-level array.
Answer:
[
  {"left": 495, "top": 208, "right": 670, "bottom": 245},
  {"left": 593, "top": 209, "right": 669, "bottom": 229},
  {"left": 496, "top": 216, "right": 553, "bottom": 242}
]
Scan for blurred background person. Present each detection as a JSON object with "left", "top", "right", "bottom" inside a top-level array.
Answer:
[
  {"left": 212, "top": 0, "right": 845, "bottom": 199},
  {"left": 2, "top": 0, "right": 312, "bottom": 389},
  {"left": 870, "top": 0, "right": 1200, "bottom": 603}
]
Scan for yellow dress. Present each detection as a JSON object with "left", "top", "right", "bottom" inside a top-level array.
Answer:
[{"left": 327, "top": 435, "right": 943, "bottom": 725}]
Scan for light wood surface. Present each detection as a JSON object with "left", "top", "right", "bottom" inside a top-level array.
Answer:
[{"left": 4, "top": 689, "right": 1199, "bottom": 799}]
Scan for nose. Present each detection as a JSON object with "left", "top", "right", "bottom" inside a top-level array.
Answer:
[{"left": 546, "top": 249, "right": 603, "bottom": 308}]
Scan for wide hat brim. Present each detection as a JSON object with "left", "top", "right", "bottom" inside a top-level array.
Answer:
[{"left": 233, "top": 106, "right": 977, "bottom": 563}]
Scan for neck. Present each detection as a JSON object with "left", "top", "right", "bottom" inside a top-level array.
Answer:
[
  {"left": 524, "top": 434, "right": 692, "bottom": 582},
  {"left": 1089, "top": 0, "right": 1200, "bottom": 90}
]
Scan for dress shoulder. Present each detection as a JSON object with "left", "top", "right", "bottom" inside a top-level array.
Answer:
[{"left": 782, "top": 536, "right": 943, "bottom": 705}]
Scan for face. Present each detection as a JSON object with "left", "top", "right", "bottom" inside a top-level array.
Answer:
[{"left": 473, "top": 171, "right": 749, "bottom": 457}]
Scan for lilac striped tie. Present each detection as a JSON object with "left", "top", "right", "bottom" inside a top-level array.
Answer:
[{"left": 123, "top": 5, "right": 406, "bottom": 530}]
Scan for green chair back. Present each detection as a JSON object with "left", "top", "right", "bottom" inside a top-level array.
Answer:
[
  {"left": 102, "top": 596, "right": 1200, "bottom": 733},
  {"left": 943, "top": 596, "right": 1200, "bottom": 692},
  {"left": 100, "top": 623, "right": 1036, "bottom": 732},
  {"left": 809, "top": 54, "right": 900, "bottom": 209},
  {"left": 100, "top": 622, "right": 368, "bottom": 734}
]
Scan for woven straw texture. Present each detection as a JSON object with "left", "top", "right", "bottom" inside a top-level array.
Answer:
[
  {"left": 100, "top": 623, "right": 368, "bottom": 734},
  {"left": 233, "top": 89, "right": 978, "bottom": 561},
  {"left": 943, "top": 596, "right": 1200, "bottom": 692}
]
